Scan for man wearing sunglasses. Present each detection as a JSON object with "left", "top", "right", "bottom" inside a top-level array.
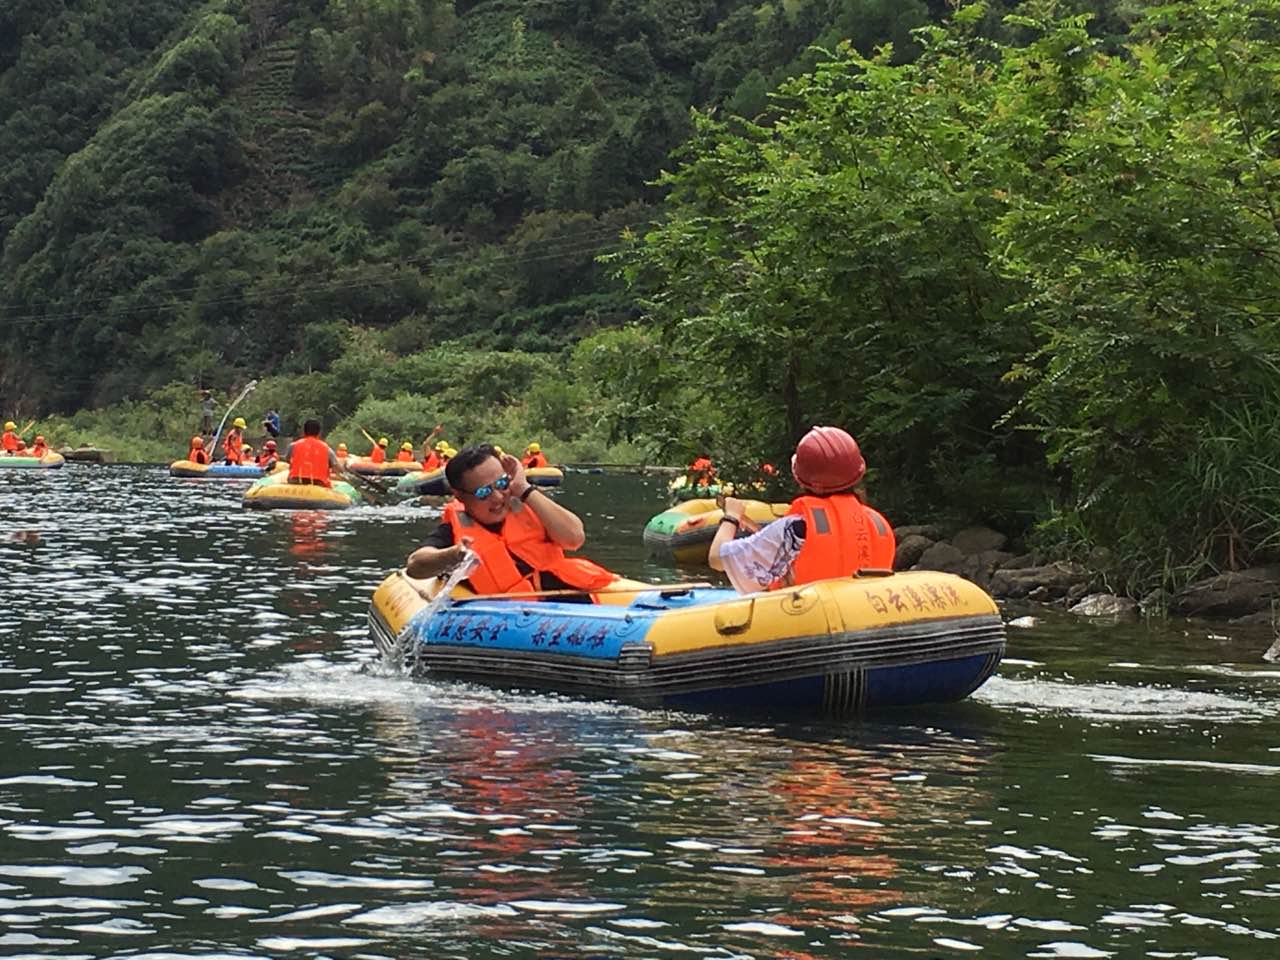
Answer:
[{"left": 406, "top": 444, "right": 617, "bottom": 597}]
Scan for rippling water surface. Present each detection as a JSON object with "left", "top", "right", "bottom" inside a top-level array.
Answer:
[{"left": 2, "top": 465, "right": 1278, "bottom": 958}]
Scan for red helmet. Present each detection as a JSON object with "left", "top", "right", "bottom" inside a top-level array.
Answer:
[
  {"left": 265, "top": 440, "right": 277, "bottom": 450},
  {"left": 791, "top": 426, "right": 866, "bottom": 493}
]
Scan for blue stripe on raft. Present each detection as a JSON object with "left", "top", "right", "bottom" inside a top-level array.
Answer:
[
  {"left": 405, "top": 589, "right": 736, "bottom": 660},
  {"left": 410, "top": 600, "right": 654, "bottom": 660},
  {"left": 206, "top": 465, "right": 265, "bottom": 478}
]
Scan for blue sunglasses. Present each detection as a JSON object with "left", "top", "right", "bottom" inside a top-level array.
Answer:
[{"left": 467, "top": 475, "right": 511, "bottom": 500}]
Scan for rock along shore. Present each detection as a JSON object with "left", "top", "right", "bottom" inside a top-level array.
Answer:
[{"left": 894, "top": 524, "right": 1280, "bottom": 626}]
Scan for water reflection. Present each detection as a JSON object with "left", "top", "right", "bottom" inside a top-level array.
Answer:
[{"left": 0, "top": 466, "right": 1278, "bottom": 957}]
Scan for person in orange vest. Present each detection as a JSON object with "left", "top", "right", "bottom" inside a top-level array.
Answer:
[
  {"left": 521, "top": 442, "right": 548, "bottom": 469},
  {"left": 420, "top": 424, "right": 445, "bottom": 464},
  {"left": 29, "top": 435, "right": 49, "bottom": 459},
  {"left": 284, "top": 419, "right": 340, "bottom": 487},
  {"left": 256, "top": 439, "right": 279, "bottom": 470},
  {"left": 708, "top": 426, "right": 895, "bottom": 593},
  {"left": 395, "top": 441, "right": 418, "bottom": 463},
  {"left": 406, "top": 444, "right": 617, "bottom": 598},
  {"left": 687, "top": 454, "right": 715, "bottom": 486},
  {"left": 369, "top": 436, "right": 389, "bottom": 463},
  {"left": 1, "top": 421, "right": 18, "bottom": 454},
  {"left": 421, "top": 441, "right": 444, "bottom": 471},
  {"left": 188, "top": 436, "right": 210, "bottom": 465},
  {"left": 223, "top": 417, "right": 247, "bottom": 464}
]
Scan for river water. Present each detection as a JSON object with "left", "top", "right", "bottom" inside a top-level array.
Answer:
[{"left": 1, "top": 465, "right": 1278, "bottom": 959}]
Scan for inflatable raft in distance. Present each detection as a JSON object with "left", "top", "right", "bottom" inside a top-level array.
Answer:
[
  {"left": 170, "top": 459, "right": 285, "bottom": 479},
  {"left": 369, "top": 570, "right": 1004, "bottom": 717},
  {"left": 643, "top": 498, "right": 791, "bottom": 566},
  {"left": 243, "top": 470, "right": 361, "bottom": 510},
  {"left": 347, "top": 457, "right": 422, "bottom": 478},
  {"left": 0, "top": 452, "right": 66, "bottom": 470}
]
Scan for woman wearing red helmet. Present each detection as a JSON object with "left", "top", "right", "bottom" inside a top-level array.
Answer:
[{"left": 708, "top": 426, "right": 896, "bottom": 593}]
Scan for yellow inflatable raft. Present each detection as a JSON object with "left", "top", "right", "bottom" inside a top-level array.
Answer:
[
  {"left": 243, "top": 470, "right": 360, "bottom": 510},
  {"left": 0, "top": 451, "right": 66, "bottom": 470},
  {"left": 347, "top": 457, "right": 421, "bottom": 477},
  {"left": 643, "top": 498, "right": 791, "bottom": 565},
  {"left": 169, "top": 460, "right": 287, "bottom": 479},
  {"left": 369, "top": 569, "right": 1005, "bottom": 716}
]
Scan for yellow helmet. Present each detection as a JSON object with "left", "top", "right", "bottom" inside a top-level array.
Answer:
[
  {"left": 232, "top": 417, "right": 247, "bottom": 429},
  {"left": 3, "top": 421, "right": 14, "bottom": 430},
  {"left": 401, "top": 441, "right": 413, "bottom": 451},
  {"left": 191, "top": 436, "right": 204, "bottom": 448},
  {"left": 336, "top": 443, "right": 348, "bottom": 453},
  {"left": 242, "top": 443, "right": 252, "bottom": 451},
  {"left": 527, "top": 442, "right": 541, "bottom": 453},
  {"left": 445, "top": 446, "right": 457, "bottom": 456},
  {"left": 434, "top": 440, "right": 447, "bottom": 451}
]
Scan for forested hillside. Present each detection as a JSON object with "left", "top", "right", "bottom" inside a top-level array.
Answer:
[
  {"left": 0, "top": 0, "right": 852, "bottom": 409},
  {"left": 0, "top": 0, "right": 1129, "bottom": 413},
  {"left": 6, "top": 0, "right": 1278, "bottom": 594}
]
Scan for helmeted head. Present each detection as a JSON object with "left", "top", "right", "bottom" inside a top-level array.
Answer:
[
  {"left": 191, "top": 436, "right": 204, "bottom": 448},
  {"left": 15, "top": 440, "right": 26, "bottom": 451},
  {"left": 336, "top": 442, "right": 348, "bottom": 454},
  {"left": 401, "top": 441, "right": 413, "bottom": 452},
  {"left": 446, "top": 444, "right": 513, "bottom": 525},
  {"left": 265, "top": 440, "right": 277, "bottom": 451},
  {"left": 34, "top": 435, "right": 44, "bottom": 444},
  {"left": 378, "top": 437, "right": 388, "bottom": 447},
  {"left": 791, "top": 426, "right": 866, "bottom": 494},
  {"left": 527, "top": 442, "right": 541, "bottom": 454},
  {"left": 242, "top": 443, "right": 252, "bottom": 453},
  {"left": 435, "top": 440, "right": 448, "bottom": 452},
  {"left": 3, "top": 421, "right": 14, "bottom": 431},
  {"left": 233, "top": 417, "right": 247, "bottom": 429}
]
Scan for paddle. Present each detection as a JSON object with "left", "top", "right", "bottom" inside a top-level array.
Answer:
[
  {"left": 208, "top": 379, "right": 258, "bottom": 460},
  {"left": 339, "top": 465, "right": 392, "bottom": 505}
]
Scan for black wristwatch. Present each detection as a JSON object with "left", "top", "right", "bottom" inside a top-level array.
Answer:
[
  {"left": 519, "top": 485, "right": 536, "bottom": 503},
  {"left": 720, "top": 515, "right": 740, "bottom": 528}
]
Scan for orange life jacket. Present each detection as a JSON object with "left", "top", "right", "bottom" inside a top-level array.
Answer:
[
  {"left": 369, "top": 445, "right": 386, "bottom": 464},
  {"left": 443, "top": 499, "right": 616, "bottom": 596},
  {"left": 30, "top": 443, "right": 48, "bottom": 458},
  {"left": 773, "top": 494, "right": 896, "bottom": 588},
  {"left": 223, "top": 430, "right": 243, "bottom": 464},
  {"left": 189, "top": 447, "right": 210, "bottom": 464},
  {"left": 257, "top": 452, "right": 278, "bottom": 469},
  {"left": 288, "top": 436, "right": 332, "bottom": 486},
  {"left": 1, "top": 431, "right": 17, "bottom": 452},
  {"left": 522, "top": 452, "right": 548, "bottom": 469},
  {"left": 422, "top": 451, "right": 441, "bottom": 470},
  {"left": 396, "top": 450, "right": 416, "bottom": 463}
]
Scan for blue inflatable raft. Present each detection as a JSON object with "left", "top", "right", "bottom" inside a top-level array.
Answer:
[{"left": 369, "top": 570, "right": 1005, "bottom": 716}]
